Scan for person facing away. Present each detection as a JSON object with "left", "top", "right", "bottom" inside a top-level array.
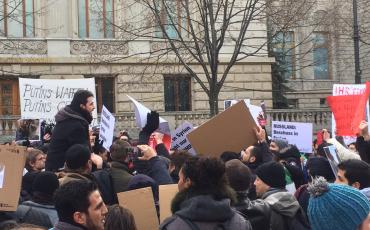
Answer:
[
  {"left": 104, "top": 204, "right": 137, "bottom": 230},
  {"left": 159, "top": 156, "right": 252, "bottom": 230},
  {"left": 46, "top": 90, "right": 95, "bottom": 172},
  {"left": 53, "top": 180, "right": 108, "bottom": 230}
]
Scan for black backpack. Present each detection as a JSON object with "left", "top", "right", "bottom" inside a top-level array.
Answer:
[{"left": 93, "top": 168, "right": 118, "bottom": 205}]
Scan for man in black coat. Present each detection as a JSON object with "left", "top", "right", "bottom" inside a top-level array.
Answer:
[{"left": 46, "top": 90, "right": 95, "bottom": 172}]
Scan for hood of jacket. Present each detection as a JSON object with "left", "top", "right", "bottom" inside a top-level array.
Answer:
[
  {"left": 55, "top": 106, "right": 89, "bottom": 125},
  {"left": 262, "top": 188, "right": 300, "bottom": 218},
  {"left": 173, "top": 193, "right": 234, "bottom": 222}
]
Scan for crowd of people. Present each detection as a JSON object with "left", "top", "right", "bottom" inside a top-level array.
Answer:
[{"left": 0, "top": 89, "right": 369, "bottom": 230}]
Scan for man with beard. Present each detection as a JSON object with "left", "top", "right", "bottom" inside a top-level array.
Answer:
[
  {"left": 53, "top": 180, "right": 108, "bottom": 230},
  {"left": 46, "top": 90, "right": 95, "bottom": 172}
]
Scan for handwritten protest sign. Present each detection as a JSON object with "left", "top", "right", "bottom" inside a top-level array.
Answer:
[
  {"left": 324, "top": 145, "right": 340, "bottom": 177},
  {"left": 187, "top": 100, "right": 258, "bottom": 157},
  {"left": 159, "top": 184, "right": 178, "bottom": 223},
  {"left": 331, "top": 84, "right": 370, "bottom": 144},
  {"left": 19, "top": 78, "right": 97, "bottom": 121},
  {"left": 99, "top": 106, "right": 115, "bottom": 151},
  {"left": 127, "top": 95, "right": 171, "bottom": 150},
  {"left": 0, "top": 146, "right": 27, "bottom": 211},
  {"left": 117, "top": 187, "right": 159, "bottom": 230},
  {"left": 171, "top": 122, "right": 196, "bottom": 155},
  {"left": 272, "top": 121, "right": 313, "bottom": 153}
]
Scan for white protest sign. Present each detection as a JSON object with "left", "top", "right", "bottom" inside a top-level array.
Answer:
[
  {"left": 99, "top": 106, "right": 115, "bottom": 151},
  {"left": 0, "top": 165, "right": 4, "bottom": 189},
  {"left": 272, "top": 121, "right": 313, "bottom": 153},
  {"left": 171, "top": 122, "right": 196, "bottom": 155},
  {"left": 127, "top": 95, "right": 170, "bottom": 135},
  {"left": 19, "top": 78, "right": 97, "bottom": 121},
  {"left": 332, "top": 84, "right": 370, "bottom": 145}
]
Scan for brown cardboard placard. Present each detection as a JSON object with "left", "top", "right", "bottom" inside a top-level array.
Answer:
[
  {"left": 0, "top": 145, "right": 27, "bottom": 211},
  {"left": 117, "top": 187, "right": 159, "bottom": 230},
  {"left": 159, "top": 184, "right": 178, "bottom": 223},
  {"left": 187, "top": 100, "right": 258, "bottom": 157}
]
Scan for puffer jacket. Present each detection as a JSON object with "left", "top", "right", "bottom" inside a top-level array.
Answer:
[
  {"left": 262, "top": 188, "right": 301, "bottom": 230},
  {"left": 160, "top": 193, "right": 252, "bottom": 230}
]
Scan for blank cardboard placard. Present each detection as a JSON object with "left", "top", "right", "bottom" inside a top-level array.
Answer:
[
  {"left": 187, "top": 100, "right": 258, "bottom": 157},
  {"left": 0, "top": 146, "right": 27, "bottom": 211},
  {"left": 117, "top": 187, "right": 159, "bottom": 230},
  {"left": 159, "top": 184, "right": 178, "bottom": 223}
]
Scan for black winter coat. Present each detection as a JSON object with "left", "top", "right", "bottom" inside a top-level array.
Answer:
[{"left": 46, "top": 106, "right": 90, "bottom": 171}]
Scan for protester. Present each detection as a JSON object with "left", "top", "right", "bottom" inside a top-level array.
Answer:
[
  {"left": 336, "top": 159, "right": 370, "bottom": 190},
  {"left": 53, "top": 180, "right": 108, "bottom": 230},
  {"left": 348, "top": 142, "right": 358, "bottom": 153},
  {"left": 168, "top": 150, "right": 191, "bottom": 183},
  {"left": 322, "top": 129, "right": 361, "bottom": 161},
  {"left": 59, "top": 144, "right": 94, "bottom": 186},
  {"left": 15, "top": 172, "right": 59, "bottom": 228},
  {"left": 24, "top": 149, "right": 46, "bottom": 173},
  {"left": 225, "top": 159, "right": 271, "bottom": 230},
  {"left": 109, "top": 140, "right": 133, "bottom": 193},
  {"left": 356, "top": 120, "right": 370, "bottom": 163},
  {"left": 159, "top": 157, "right": 252, "bottom": 229},
  {"left": 307, "top": 177, "right": 370, "bottom": 230},
  {"left": 46, "top": 90, "right": 95, "bottom": 172},
  {"left": 295, "top": 157, "right": 336, "bottom": 215},
  {"left": 269, "top": 139, "right": 289, "bottom": 154},
  {"left": 104, "top": 205, "right": 137, "bottom": 230},
  {"left": 254, "top": 161, "right": 309, "bottom": 230},
  {"left": 136, "top": 145, "right": 173, "bottom": 185}
]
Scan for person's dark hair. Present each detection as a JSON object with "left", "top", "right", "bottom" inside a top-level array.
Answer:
[
  {"left": 337, "top": 159, "right": 370, "bottom": 189},
  {"left": 170, "top": 150, "right": 191, "bottom": 171},
  {"left": 9, "top": 223, "right": 47, "bottom": 230},
  {"left": 220, "top": 151, "right": 240, "bottom": 163},
  {"left": 25, "top": 149, "right": 44, "bottom": 172},
  {"left": 110, "top": 140, "right": 131, "bottom": 162},
  {"left": 54, "top": 180, "right": 98, "bottom": 224},
  {"left": 70, "top": 90, "right": 94, "bottom": 112},
  {"left": 181, "top": 157, "right": 236, "bottom": 203},
  {"left": 249, "top": 145, "right": 263, "bottom": 164},
  {"left": 104, "top": 205, "right": 137, "bottom": 230},
  {"left": 65, "top": 144, "right": 91, "bottom": 171}
]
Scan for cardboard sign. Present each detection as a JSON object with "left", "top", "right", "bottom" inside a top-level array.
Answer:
[
  {"left": 272, "top": 121, "right": 313, "bottom": 153},
  {"left": 0, "top": 146, "right": 27, "bottom": 211},
  {"left": 99, "top": 106, "right": 115, "bottom": 151},
  {"left": 224, "top": 99, "right": 250, "bottom": 110},
  {"left": 187, "top": 100, "right": 258, "bottom": 157},
  {"left": 19, "top": 78, "right": 97, "bottom": 121},
  {"left": 159, "top": 184, "right": 178, "bottom": 223},
  {"left": 171, "top": 122, "right": 196, "bottom": 155},
  {"left": 117, "top": 187, "right": 159, "bottom": 230}
]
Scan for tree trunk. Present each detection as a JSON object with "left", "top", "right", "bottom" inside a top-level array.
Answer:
[{"left": 208, "top": 90, "right": 219, "bottom": 117}]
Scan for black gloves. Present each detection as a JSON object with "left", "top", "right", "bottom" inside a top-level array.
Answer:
[{"left": 142, "top": 111, "right": 159, "bottom": 134}]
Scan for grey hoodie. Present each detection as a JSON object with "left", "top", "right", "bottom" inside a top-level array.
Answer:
[{"left": 262, "top": 188, "right": 301, "bottom": 230}]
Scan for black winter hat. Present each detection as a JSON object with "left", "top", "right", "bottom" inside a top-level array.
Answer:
[
  {"left": 32, "top": 171, "right": 59, "bottom": 196},
  {"left": 307, "top": 157, "right": 336, "bottom": 182},
  {"left": 65, "top": 144, "right": 91, "bottom": 170},
  {"left": 256, "top": 161, "right": 286, "bottom": 188}
]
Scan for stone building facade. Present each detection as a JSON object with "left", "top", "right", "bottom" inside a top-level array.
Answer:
[{"left": 0, "top": 0, "right": 274, "bottom": 132}]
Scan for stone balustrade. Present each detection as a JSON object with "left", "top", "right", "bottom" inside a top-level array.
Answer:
[{"left": 0, "top": 108, "right": 332, "bottom": 142}]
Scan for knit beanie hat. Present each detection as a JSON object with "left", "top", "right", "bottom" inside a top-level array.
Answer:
[
  {"left": 65, "top": 144, "right": 91, "bottom": 170},
  {"left": 307, "top": 157, "right": 335, "bottom": 182},
  {"left": 271, "top": 139, "right": 289, "bottom": 151},
  {"left": 255, "top": 161, "right": 286, "bottom": 188},
  {"left": 225, "top": 159, "right": 251, "bottom": 191},
  {"left": 308, "top": 177, "right": 370, "bottom": 230},
  {"left": 32, "top": 171, "right": 59, "bottom": 196}
]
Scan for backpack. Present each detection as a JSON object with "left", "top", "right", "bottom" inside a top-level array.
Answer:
[
  {"left": 283, "top": 207, "right": 311, "bottom": 230},
  {"left": 93, "top": 168, "right": 118, "bottom": 205}
]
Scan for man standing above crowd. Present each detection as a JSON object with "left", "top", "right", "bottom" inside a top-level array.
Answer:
[{"left": 46, "top": 90, "right": 95, "bottom": 172}]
